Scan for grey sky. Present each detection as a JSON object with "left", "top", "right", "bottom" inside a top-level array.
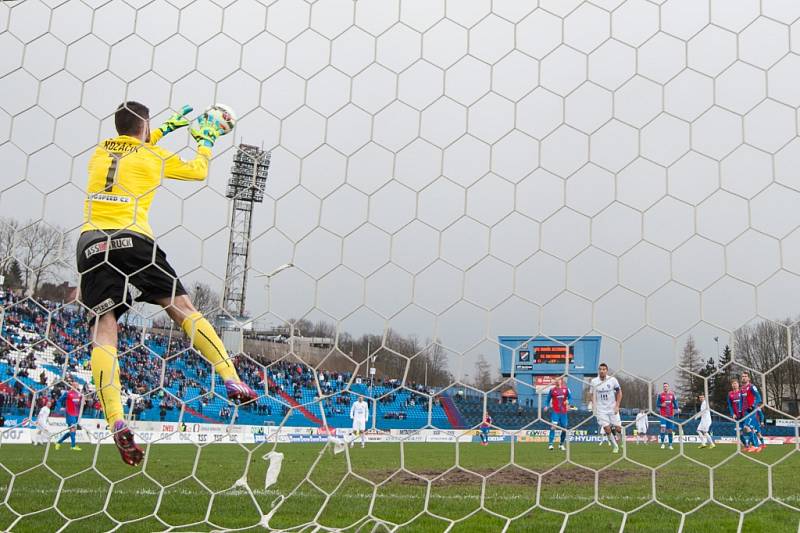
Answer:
[{"left": 1, "top": 0, "right": 800, "bottom": 383}]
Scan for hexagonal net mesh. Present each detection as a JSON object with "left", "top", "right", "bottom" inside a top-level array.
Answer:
[{"left": 1, "top": 0, "right": 800, "bottom": 531}]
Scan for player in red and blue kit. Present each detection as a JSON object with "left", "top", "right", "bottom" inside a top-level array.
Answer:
[
  {"left": 656, "top": 382, "right": 679, "bottom": 449},
  {"left": 55, "top": 378, "right": 83, "bottom": 451},
  {"left": 547, "top": 377, "right": 571, "bottom": 451},
  {"left": 479, "top": 415, "right": 492, "bottom": 446},
  {"left": 728, "top": 379, "right": 759, "bottom": 452},
  {"left": 740, "top": 372, "right": 765, "bottom": 451}
]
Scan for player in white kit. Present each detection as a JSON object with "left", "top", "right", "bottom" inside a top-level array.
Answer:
[
  {"left": 349, "top": 396, "right": 369, "bottom": 448},
  {"left": 634, "top": 410, "right": 649, "bottom": 445},
  {"left": 695, "top": 394, "right": 715, "bottom": 449},
  {"left": 590, "top": 363, "right": 623, "bottom": 454},
  {"left": 33, "top": 401, "right": 52, "bottom": 446}
]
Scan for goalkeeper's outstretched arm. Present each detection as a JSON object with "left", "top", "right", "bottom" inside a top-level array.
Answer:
[
  {"left": 148, "top": 104, "right": 218, "bottom": 182},
  {"left": 151, "top": 145, "right": 211, "bottom": 182},
  {"left": 149, "top": 105, "right": 193, "bottom": 145}
]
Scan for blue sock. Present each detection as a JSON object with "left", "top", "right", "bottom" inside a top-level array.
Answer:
[
  {"left": 58, "top": 432, "right": 69, "bottom": 443},
  {"left": 70, "top": 431, "right": 76, "bottom": 447},
  {"left": 560, "top": 431, "right": 566, "bottom": 445},
  {"left": 740, "top": 434, "right": 748, "bottom": 447},
  {"left": 548, "top": 429, "right": 555, "bottom": 445},
  {"left": 659, "top": 433, "right": 664, "bottom": 443},
  {"left": 668, "top": 433, "right": 673, "bottom": 445}
]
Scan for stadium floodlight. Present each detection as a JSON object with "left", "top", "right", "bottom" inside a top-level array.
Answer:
[{"left": 223, "top": 144, "right": 271, "bottom": 319}]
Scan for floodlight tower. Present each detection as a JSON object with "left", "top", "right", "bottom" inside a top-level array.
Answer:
[{"left": 223, "top": 144, "right": 270, "bottom": 318}]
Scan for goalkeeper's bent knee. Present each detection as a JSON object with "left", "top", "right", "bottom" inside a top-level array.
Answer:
[
  {"left": 181, "top": 312, "right": 239, "bottom": 382},
  {"left": 92, "top": 345, "right": 124, "bottom": 427}
]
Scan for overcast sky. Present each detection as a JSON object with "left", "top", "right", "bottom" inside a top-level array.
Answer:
[{"left": 2, "top": 0, "right": 800, "bottom": 383}]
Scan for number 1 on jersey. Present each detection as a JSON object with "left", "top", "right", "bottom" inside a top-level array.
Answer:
[{"left": 105, "top": 154, "right": 120, "bottom": 192}]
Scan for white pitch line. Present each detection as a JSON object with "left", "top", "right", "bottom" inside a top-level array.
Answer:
[{"left": 0, "top": 486, "right": 796, "bottom": 505}]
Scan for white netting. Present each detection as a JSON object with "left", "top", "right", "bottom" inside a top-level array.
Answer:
[{"left": 1, "top": 0, "right": 799, "bottom": 531}]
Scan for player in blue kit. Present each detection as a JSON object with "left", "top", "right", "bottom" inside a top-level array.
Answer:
[
  {"left": 656, "top": 382, "right": 679, "bottom": 449},
  {"left": 547, "top": 377, "right": 570, "bottom": 451},
  {"left": 55, "top": 378, "right": 83, "bottom": 451},
  {"left": 728, "top": 379, "right": 760, "bottom": 452},
  {"left": 479, "top": 415, "right": 492, "bottom": 446},
  {"left": 740, "top": 372, "right": 765, "bottom": 451}
]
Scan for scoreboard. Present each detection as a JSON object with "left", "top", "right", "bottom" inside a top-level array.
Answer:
[
  {"left": 498, "top": 336, "right": 602, "bottom": 409},
  {"left": 517, "top": 345, "right": 575, "bottom": 367},
  {"left": 533, "top": 345, "right": 574, "bottom": 363}
]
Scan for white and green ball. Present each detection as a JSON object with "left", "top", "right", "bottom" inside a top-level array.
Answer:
[{"left": 201, "top": 103, "right": 237, "bottom": 135}]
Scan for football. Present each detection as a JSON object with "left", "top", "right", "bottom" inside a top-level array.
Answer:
[{"left": 201, "top": 103, "right": 237, "bottom": 135}]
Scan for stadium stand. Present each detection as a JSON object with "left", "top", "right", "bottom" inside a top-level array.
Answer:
[
  {"left": 2, "top": 289, "right": 791, "bottom": 437},
  {"left": 0, "top": 290, "right": 451, "bottom": 429}
]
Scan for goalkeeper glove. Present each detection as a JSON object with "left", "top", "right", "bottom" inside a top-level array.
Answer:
[
  {"left": 190, "top": 115, "right": 221, "bottom": 148},
  {"left": 157, "top": 104, "right": 193, "bottom": 136}
]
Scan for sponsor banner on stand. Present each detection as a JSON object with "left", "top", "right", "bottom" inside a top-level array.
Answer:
[{"left": 2, "top": 422, "right": 796, "bottom": 445}]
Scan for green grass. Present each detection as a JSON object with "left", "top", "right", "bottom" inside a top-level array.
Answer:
[{"left": 0, "top": 441, "right": 797, "bottom": 532}]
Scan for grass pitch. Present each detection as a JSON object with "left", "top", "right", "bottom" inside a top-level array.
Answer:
[{"left": 0, "top": 441, "right": 797, "bottom": 532}]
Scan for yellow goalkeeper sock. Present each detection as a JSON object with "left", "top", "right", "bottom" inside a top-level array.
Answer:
[
  {"left": 181, "top": 312, "right": 240, "bottom": 382},
  {"left": 92, "top": 345, "right": 124, "bottom": 427}
]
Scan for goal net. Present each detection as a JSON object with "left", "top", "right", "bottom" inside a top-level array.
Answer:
[{"left": 0, "top": 0, "right": 798, "bottom": 531}]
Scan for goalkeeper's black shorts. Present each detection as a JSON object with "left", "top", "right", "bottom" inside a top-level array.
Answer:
[{"left": 76, "top": 230, "right": 187, "bottom": 321}]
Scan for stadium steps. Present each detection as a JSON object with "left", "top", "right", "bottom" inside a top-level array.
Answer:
[
  {"left": 264, "top": 375, "right": 324, "bottom": 426},
  {"left": 182, "top": 403, "right": 221, "bottom": 424},
  {"left": 440, "top": 395, "right": 466, "bottom": 429}
]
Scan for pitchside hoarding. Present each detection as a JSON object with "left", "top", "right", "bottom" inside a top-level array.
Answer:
[{"left": 3, "top": 418, "right": 796, "bottom": 445}]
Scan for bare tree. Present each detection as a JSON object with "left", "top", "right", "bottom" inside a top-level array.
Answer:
[
  {"left": 406, "top": 338, "right": 452, "bottom": 388},
  {"left": 187, "top": 281, "right": 222, "bottom": 317},
  {"left": 422, "top": 341, "right": 452, "bottom": 387},
  {"left": 615, "top": 375, "right": 650, "bottom": 409},
  {"left": 472, "top": 353, "right": 496, "bottom": 391},
  {"left": 735, "top": 319, "right": 800, "bottom": 414},
  {"left": 15, "top": 220, "right": 71, "bottom": 294},
  {"left": 0, "top": 217, "right": 19, "bottom": 272},
  {"left": 677, "top": 335, "right": 703, "bottom": 405},
  {"left": 710, "top": 345, "right": 733, "bottom": 413},
  {"left": 0, "top": 218, "right": 25, "bottom": 290}
]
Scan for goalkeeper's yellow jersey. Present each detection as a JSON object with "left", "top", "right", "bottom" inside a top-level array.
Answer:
[{"left": 81, "top": 130, "right": 212, "bottom": 239}]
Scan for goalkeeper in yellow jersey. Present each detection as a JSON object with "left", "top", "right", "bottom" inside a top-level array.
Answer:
[{"left": 77, "top": 102, "right": 257, "bottom": 466}]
